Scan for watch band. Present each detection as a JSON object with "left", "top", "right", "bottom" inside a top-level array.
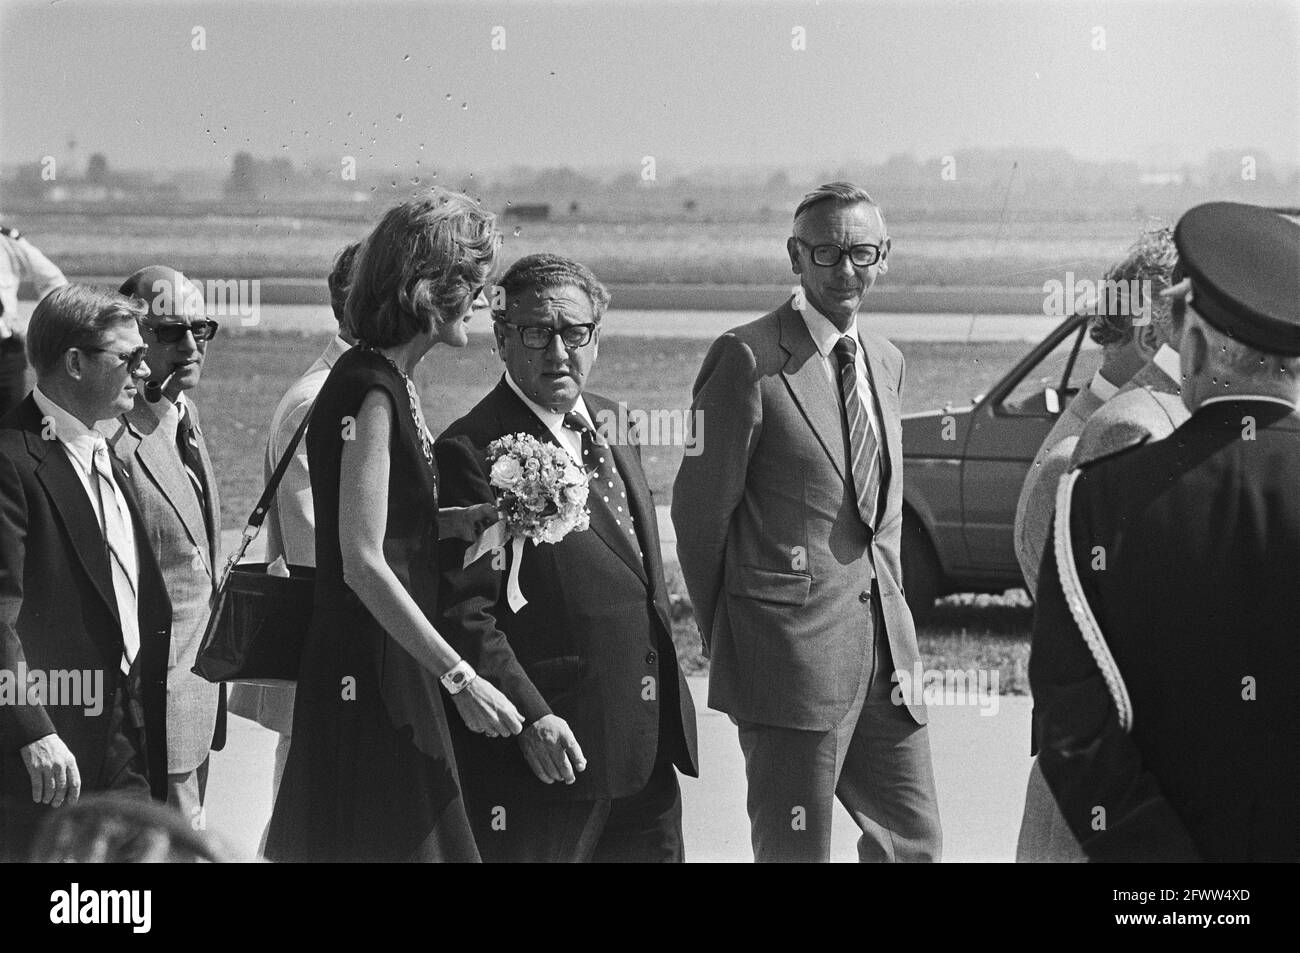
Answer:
[{"left": 440, "top": 659, "right": 477, "bottom": 695}]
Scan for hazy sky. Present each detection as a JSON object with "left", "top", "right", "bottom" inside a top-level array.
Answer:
[{"left": 2, "top": 0, "right": 1297, "bottom": 174}]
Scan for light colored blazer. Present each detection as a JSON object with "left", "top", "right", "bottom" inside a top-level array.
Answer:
[
  {"left": 227, "top": 336, "right": 349, "bottom": 734},
  {"left": 1070, "top": 359, "right": 1187, "bottom": 469},
  {"left": 102, "top": 394, "right": 222, "bottom": 774},
  {"left": 1014, "top": 386, "right": 1106, "bottom": 596},
  {"left": 673, "top": 299, "right": 924, "bottom": 730}
]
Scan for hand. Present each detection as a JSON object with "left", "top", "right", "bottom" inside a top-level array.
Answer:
[
  {"left": 20, "top": 734, "right": 81, "bottom": 808},
  {"left": 451, "top": 676, "right": 523, "bottom": 739},
  {"left": 437, "top": 503, "right": 499, "bottom": 542},
  {"left": 518, "top": 714, "right": 587, "bottom": 785}
]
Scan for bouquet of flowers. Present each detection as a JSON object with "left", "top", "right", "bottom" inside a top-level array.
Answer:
[{"left": 463, "top": 432, "right": 591, "bottom": 610}]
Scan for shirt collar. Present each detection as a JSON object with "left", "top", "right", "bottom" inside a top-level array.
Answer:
[
  {"left": 1088, "top": 369, "right": 1120, "bottom": 402},
  {"left": 798, "top": 299, "right": 858, "bottom": 359},
  {"left": 32, "top": 385, "right": 107, "bottom": 472},
  {"left": 144, "top": 389, "right": 187, "bottom": 427},
  {"left": 324, "top": 335, "right": 350, "bottom": 367},
  {"left": 504, "top": 371, "right": 592, "bottom": 431},
  {"left": 1152, "top": 344, "right": 1182, "bottom": 385}
]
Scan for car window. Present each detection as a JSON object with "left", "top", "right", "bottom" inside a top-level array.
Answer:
[{"left": 998, "top": 321, "right": 1093, "bottom": 416}]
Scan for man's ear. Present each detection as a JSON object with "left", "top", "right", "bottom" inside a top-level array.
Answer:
[
  {"left": 786, "top": 237, "right": 802, "bottom": 276},
  {"left": 878, "top": 237, "right": 891, "bottom": 276},
  {"left": 492, "top": 322, "right": 507, "bottom": 359},
  {"left": 64, "top": 348, "right": 85, "bottom": 382},
  {"left": 1184, "top": 321, "right": 1209, "bottom": 378},
  {"left": 1136, "top": 320, "right": 1160, "bottom": 357}
]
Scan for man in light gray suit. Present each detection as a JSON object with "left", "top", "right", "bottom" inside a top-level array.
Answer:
[
  {"left": 1013, "top": 228, "right": 1177, "bottom": 862},
  {"left": 673, "top": 182, "right": 941, "bottom": 862},
  {"left": 228, "top": 242, "right": 357, "bottom": 815},
  {"left": 103, "top": 266, "right": 224, "bottom": 829}
]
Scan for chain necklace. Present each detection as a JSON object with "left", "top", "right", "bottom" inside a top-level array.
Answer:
[{"left": 362, "top": 344, "right": 436, "bottom": 472}]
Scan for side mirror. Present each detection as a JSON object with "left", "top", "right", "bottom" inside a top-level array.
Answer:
[{"left": 1044, "top": 387, "right": 1061, "bottom": 415}]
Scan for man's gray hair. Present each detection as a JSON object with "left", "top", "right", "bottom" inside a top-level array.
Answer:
[
  {"left": 793, "top": 181, "right": 886, "bottom": 232},
  {"left": 494, "top": 252, "right": 611, "bottom": 322}
]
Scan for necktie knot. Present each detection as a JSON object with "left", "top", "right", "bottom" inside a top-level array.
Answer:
[{"left": 832, "top": 335, "right": 858, "bottom": 368}]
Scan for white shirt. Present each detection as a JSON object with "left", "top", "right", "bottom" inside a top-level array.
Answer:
[
  {"left": 1153, "top": 344, "right": 1182, "bottom": 385},
  {"left": 0, "top": 232, "right": 67, "bottom": 336},
  {"left": 797, "top": 300, "right": 883, "bottom": 446},
  {"left": 504, "top": 371, "right": 594, "bottom": 467},
  {"left": 1089, "top": 369, "right": 1120, "bottom": 402},
  {"left": 32, "top": 386, "right": 140, "bottom": 667}
]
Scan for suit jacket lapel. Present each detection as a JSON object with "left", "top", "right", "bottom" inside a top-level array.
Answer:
[
  {"left": 118, "top": 403, "right": 212, "bottom": 576},
  {"left": 778, "top": 304, "right": 847, "bottom": 481},
  {"left": 21, "top": 405, "right": 120, "bottom": 624},
  {"left": 492, "top": 382, "right": 649, "bottom": 585}
]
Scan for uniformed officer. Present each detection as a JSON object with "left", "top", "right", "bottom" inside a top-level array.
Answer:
[
  {"left": 1029, "top": 202, "right": 1300, "bottom": 862},
  {"left": 0, "top": 225, "right": 68, "bottom": 419}
]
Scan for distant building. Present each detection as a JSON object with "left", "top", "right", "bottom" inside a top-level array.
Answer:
[{"left": 504, "top": 203, "right": 550, "bottom": 221}]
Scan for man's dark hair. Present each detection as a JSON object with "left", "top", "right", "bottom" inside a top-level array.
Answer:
[
  {"left": 327, "top": 242, "right": 361, "bottom": 324},
  {"left": 494, "top": 253, "right": 611, "bottom": 323}
]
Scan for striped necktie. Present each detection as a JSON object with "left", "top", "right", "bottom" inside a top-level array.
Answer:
[
  {"left": 832, "top": 336, "right": 882, "bottom": 530},
  {"left": 176, "top": 402, "right": 211, "bottom": 539},
  {"left": 91, "top": 443, "right": 141, "bottom": 672}
]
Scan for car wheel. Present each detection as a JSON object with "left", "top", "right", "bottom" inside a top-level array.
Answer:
[{"left": 901, "top": 511, "right": 943, "bottom": 623}]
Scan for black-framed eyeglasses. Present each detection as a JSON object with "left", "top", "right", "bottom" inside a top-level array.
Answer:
[
  {"left": 793, "top": 237, "right": 886, "bottom": 268},
  {"left": 78, "top": 345, "right": 150, "bottom": 373},
  {"left": 146, "top": 320, "right": 219, "bottom": 344},
  {"left": 495, "top": 320, "right": 597, "bottom": 350}
]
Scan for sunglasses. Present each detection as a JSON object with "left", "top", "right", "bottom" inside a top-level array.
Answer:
[
  {"left": 79, "top": 345, "right": 150, "bottom": 373},
  {"left": 146, "top": 320, "right": 219, "bottom": 344}
]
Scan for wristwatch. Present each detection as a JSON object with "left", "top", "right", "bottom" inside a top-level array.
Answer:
[{"left": 440, "top": 659, "right": 477, "bottom": 695}]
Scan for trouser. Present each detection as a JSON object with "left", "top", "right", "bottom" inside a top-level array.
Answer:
[
  {"left": 735, "top": 588, "right": 943, "bottom": 863},
  {"left": 470, "top": 759, "right": 685, "bottom": 863},
  {"left": 1015, "top": 759, "right": 1086, "bottom": 862},
  {"left": 166, "top": 756, "right": 211, "bottom": 833}
]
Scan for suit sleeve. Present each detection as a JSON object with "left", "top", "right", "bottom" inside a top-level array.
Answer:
[
  {"left": 0, "top": 451, "right": 57, "bottom": 747},
  {"left": 434, "top": 434, "right": 550, "bottom": 724},
  {"left": 670, "top": 333, "right": 761, "bottom": 654},
  {"left": 1014, "top": 436, "right": 1076, "bottom": 597},
  {"left": 1028, "top": 486, "right": 1201, "bottom": 862}
]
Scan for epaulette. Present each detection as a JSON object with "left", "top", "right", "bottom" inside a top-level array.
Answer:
[
  {"left": 1053, "top": 468, "right": 1134, "bottom": 732},
  {"left": 0, "top": 225, "right": 20, "bottom": 240}
]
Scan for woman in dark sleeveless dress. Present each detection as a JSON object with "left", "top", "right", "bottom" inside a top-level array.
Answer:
[{"left": 265, "top": 192, "right": 522, "bottom": 862}]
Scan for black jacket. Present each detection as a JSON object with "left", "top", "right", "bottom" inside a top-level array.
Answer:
[{"left": 435, "top": 379, "right": 698, "bottom": 803}]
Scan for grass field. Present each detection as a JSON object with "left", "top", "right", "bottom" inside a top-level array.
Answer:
[{"left": 200, "top": 329, "right": 1034, "bottom": 688}]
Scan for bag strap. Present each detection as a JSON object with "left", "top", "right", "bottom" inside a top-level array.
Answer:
[
  {"left": 249, "top": 407, "right": 313, "bottom": 530},
  {"left": 215, "top": 407, "right": 312, "bottom": 591}
]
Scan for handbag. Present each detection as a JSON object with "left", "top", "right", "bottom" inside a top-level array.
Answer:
[{"left": 192, "top": 409, "right": 316, "bottom": 684}]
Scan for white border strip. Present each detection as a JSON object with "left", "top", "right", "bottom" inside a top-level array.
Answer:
[{"left": 1054, "top": 469, "right": 1134, "bottom": 732}]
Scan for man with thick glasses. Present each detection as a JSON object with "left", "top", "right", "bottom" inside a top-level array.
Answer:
[
  {"left": 674, "top": 181, "right": 942, "bottom": 862},
  {"left": 0, "top": 284, "right": 171, "bottom": 861},
  {"left": 101, "top": 267, "right": 225, "bottom": 833},
  {"left": 435, "top": 253, "right": 698, "bottom": 862}
]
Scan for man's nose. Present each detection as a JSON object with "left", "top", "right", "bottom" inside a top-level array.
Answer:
[
  {"left": 134, "top": 360, "right": 151, "bottom": 380},
  {"left": 544, "top": 331, "right": 568, "bottom": 361},
  {"left": 834, "top": 254, "right": 857, "bottom": 280}
]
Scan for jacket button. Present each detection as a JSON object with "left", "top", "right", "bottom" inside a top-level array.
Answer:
[
  {"left": 645, "top": 650, "right": 657, "bottom": 665},
  {"left": 859, "top": 591, "right": 871, "bottom": 603}
]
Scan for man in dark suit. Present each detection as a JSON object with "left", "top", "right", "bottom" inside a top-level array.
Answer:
[
  {"left": 1031, "top": 202, "right": 1300, "bottom": 861},
  {"left": 103, "top": 267, "right": 224, "bottom": 831},
  {"left": 436, "top": 253, "right": 698, "bottom": 862},
  {"left": 673, "top": 182, "right": 941, "bottom": 862},
  {"left": 0, "top": 284, "right": 170, "bottom": 861}
]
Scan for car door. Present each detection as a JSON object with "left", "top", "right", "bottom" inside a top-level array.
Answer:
[{"left": 959, "top": 313, "right": 1096, "bottom": 575}]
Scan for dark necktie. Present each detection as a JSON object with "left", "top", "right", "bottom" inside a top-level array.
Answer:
[
  {"left": 832, "top": 336, "right": 882, "bottom": 529},
  {"left": 562, "top": 412, "right": 643, "bottom": 562},
  {"left": 176, "top": 402, "right": 212, "bottom": 542}
]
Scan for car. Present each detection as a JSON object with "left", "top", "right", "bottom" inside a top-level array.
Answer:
[{"left": 900, "top": 312, "right": 1102, "bottom": 617}]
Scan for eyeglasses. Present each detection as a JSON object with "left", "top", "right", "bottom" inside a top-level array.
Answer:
[
  {"left": 79, "top": 345, "right": 150, "bottom": 373},
  {"left": 495, "top": 320, "right": 597, "bottom": 350},
  {"left": 146, "top": 320, "right": 219, "bottom": 344},
  {"left": 793, "top": 237, "right": 886, "bottom": 268}
]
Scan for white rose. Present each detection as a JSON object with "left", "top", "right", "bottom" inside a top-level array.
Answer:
[
  {"left": 538, "top": 518, "right": 569, "bottom": 544},
  {"left": 490, "top": 456, "right": 522, "bottom": 488}
]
